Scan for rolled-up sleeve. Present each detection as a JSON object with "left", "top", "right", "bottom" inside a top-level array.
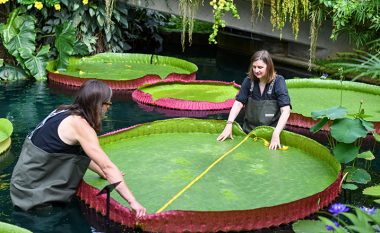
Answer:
[
  {"left": 235, "top": 77, "right": 251, "bottom": 104},
  {"left": 274, "top": 76, "right": 291, "bottom": 108}
]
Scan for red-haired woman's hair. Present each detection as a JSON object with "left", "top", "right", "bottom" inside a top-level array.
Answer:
[
  {"left": 247, "top": 50, "right": 276, "bottom": 83},
  {"left": 57, "top": 80, "right": 112, "bottom": 133}
]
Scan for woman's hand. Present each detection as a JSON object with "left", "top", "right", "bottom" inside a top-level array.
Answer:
[
  {"left": 130, "top": 200, "right": 147, "bottom": 218},
  {"left": 269, "top": 133, "right": 280, "bottom": 150},
  {"left": 217, "top": 124, "right": 234, "bottom": 141}
]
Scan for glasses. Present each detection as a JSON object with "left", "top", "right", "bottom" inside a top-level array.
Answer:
[{"left": 103, "top": 101, "right": 112, "bottom": 106}]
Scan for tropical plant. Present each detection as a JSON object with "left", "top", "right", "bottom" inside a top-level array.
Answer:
[
  {"left": 0, "top": 0, "right": 167, "bottom": 80},
  {"left": 310, "top": 103, "right": 379, "bottom": 191},
  {"left": 293, "top": 203, "right": 380, "bottom": 233},
  {"left": 0, "top": 6, "right": 73, "bottom": 79},
  {"left": 316, "top": 50, "right": 380, "bottom": 81},
  {"left": 318, "top": 0, "right": 380, "bottom": 51}
]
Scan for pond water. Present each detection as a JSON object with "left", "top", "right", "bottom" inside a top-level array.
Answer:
[{"left": 0, "top": 50, "right": 378, "bottom": 233}]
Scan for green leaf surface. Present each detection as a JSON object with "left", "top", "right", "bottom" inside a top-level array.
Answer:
[
  {"left": 311, "top": 106, "right": 347, "bottom": 120},
  {"left": 55, "top": 22, "right": 75, "bottom": 71},
  {"left": 0, "top": 118, "right": 13, "bottom": 142},
  {"left": 342, "top": 183, "right": 358, "bottom": 190},
  {"left": 46, "top": 53, "right": 198, "bottom": 81},
  {"left": 345, "top": 167, "right": 371, "bottom": 184},
  {"left": 360, "top": 119, "right": 374, "bottom": 132},
  {"left": 333, "top": 143, "right": 359, "bottom": 163},
  {"left": 1, "top": 9, "right": 36, "bottom": 64},
  {"left": 357, "top": 151, "right": 375, "bottom": 160},
  {"left": 342, "top": 211, "right": 376, "bottom": 233},
  {"left": 287, "top": 79, "right": 380, "bottom": 122},
  {"left": 310, "top": 117, "right": 329, "bottom": 133},
  {"left": 363, "top": 185, "right": 380, "bottom": 197},
  {"left": 0, "top": 65, "right": 29, "bottom": 81},
  {"left": 292, "top": 220, "right": 330, "bottom": 233},
  {"left": 84, "top": 119, "right": 340, "bottom": 213},
  {"left": 0, "top": 221, "right": 32, "bottom": 233},
  {"left": 374, "top": 199, "right": 380, "bottom": 204},
  {"left": 139, "top": 82, "right": 239, "bottom": 102},
  {"left": 19, "top": 45, "right": 50, "bottom": 80},
  {"left": 331, "top": 118, "right": 368, "bottom": 143},
  {"left": 319, "top": 216, "right": 348, "bottom": 233},
  {"left": 373, "top": 132, "right": 380, "bottom": 142}
]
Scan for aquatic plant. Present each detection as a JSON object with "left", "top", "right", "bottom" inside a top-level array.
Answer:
[
  {"left": 293, "top": 203, "right": 380, "bottom": 233},
  {"left": 310, "top": 103, "right": 380, "bottom": 190}
]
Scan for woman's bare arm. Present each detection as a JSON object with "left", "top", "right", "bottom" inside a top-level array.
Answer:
[{"left": 71, "top": 116, "right": 146, "bottom": 217}]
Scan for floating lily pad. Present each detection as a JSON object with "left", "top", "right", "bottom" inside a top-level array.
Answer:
[
  {"left": 0, "top": 118, "right": 13, "bottom": 154},
  {"left": 0, "top": 221, "right": 32, "bottom": 233},
  {"left": 287, "top": 79, "right": 380, "bottom": 133},
  {"left": 132, "top": 80, "right": 240, "bottom": 110},
  {"left": 47, "top": 53, "right": 198, "bottom": 90},
  {"left": 77, "top": 118, "right": 341, "bottom": 232}
]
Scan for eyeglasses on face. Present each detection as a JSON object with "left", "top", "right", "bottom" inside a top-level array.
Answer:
[{"left": 103, "top": 101, "right": 112, "bottom": 106}]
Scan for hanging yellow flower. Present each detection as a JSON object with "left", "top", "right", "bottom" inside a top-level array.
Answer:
[
  {"left": 0, "top": 0, "right": 9, "bottom": 4},
  {"left": 82, "top": 0, "right": 88, "bottom": 5},
  {"left": 54, "top": 3, "right": 61, "bottom": 11},
  {"left": 34, "top": 1, "right": 43, "bottom": 10}
]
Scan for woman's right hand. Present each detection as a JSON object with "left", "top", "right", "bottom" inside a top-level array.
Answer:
[
  {"left": 217, "top": 124, "right": 234, "bottom": 141},
  {"left": 130, "top": 200, "right": 147, "bottom": 218}
]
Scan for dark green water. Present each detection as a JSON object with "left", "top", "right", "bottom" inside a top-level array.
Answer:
[{"left": 1, "top": 52, "right": 377, "bottom": 233}]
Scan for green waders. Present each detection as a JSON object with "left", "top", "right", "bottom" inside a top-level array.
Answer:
[
  {"left": 10, "top": 110, "right": 91, "bottom": 211},
  {"left": 242, "top": 80, "right": 280, "bottom": 133}
]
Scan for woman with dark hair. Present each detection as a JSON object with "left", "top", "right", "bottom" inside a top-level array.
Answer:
[
  {"left": 10, "top": 80, "right": 146, "bottom": 217},
  {"left": 217, "top": 50, "right": 291, "bottom": 150}
]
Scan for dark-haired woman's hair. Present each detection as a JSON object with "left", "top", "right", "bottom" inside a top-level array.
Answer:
[
  {"left": 247, "top": 50, "right": 276, "bottom": 83},
  {"left": 57, "top": 80, "right": 112, "bottom": 132}
]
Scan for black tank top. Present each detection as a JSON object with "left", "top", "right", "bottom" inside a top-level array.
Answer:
[{"left": 31, "top": 111, "right": 83, "bottom": 154}]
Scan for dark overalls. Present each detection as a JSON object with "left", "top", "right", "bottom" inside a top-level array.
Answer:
[
  {"left": 242, "top": 79, "right": 281, "bottom": 133},
  {"left": 10, "top": 110, "right": 91, "bottom": 211}
]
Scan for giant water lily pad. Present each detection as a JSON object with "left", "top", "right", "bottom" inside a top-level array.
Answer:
[
  {"left": 132, "top": 80, "right": 240, "bottom": 111},
  {"left": 0, "top": 221, "right": 32, "bottom": 233},
  {"left": 287, "top": 79, "right": 380, "bottom": 133},
  {"left": 77, "top": 118, "right": 341, "bottom": 232},
  {"left": 47, "top": 53, "right": 198, "bottom": 90},
  {"left": 0, "top": 118, "right": 13, "bottom": 154}
]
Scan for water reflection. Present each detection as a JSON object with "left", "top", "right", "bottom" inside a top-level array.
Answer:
[{"left": 11, "top": 200, "right": 92, "bottom": 233}]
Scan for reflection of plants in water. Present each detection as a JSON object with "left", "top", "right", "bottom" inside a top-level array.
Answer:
[
  {"left": 310, "top": 104, "right": 380, "bottom": 191},
  {"left": 0, "top": 174, "right": 9, "bottom": 190}
]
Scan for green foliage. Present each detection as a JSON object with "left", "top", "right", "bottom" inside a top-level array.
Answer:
[
  {"left": 311, "top": 104, "right": 374, "bottom": 188},
  {"left": 0, "top": 0, "right": 167, "bottom": 80},
  {"left": 0, "top": 118, "right": 13, "bottom": 142},
  {"left": 209, "top": 0, "right": 240, "bottom": 44},
  {"left": 19, "top": 45, "right": 50, "bottom": 79},
  {"left": 363, "top": 185, "right": 380, "bottom": 203},
  {"left": 0, "top": 221, "right": 32, "bottom": 233},
  {"left": 318, "top": 0, "right": 380, "bottom": 50},
  {"left": 54, "top": 22, "right": 75, "bottom": 71},
  {"left": 292, "top": 220, "right": 330, "bottom": 232},
  {"left": 293, "top": 206, "right": 380, "bottom": 233},
  {"left": 0, "top": 64, "right": 29, "bottom": 81},
  {"left": 0, "top": 7, "right": 50, "bottom": 80},
  {"left": 0, "top": 8, "right": 36, "bottom": 65},
  {"left": 317, "top": 51, "right": 380, "bottom": 81}
]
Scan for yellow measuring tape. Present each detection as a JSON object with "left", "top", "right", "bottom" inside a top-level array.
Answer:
[
  {"left": 156, "top": 132, "right": 288, "bottom": 213},
  {"left": 156, "top": 132, "right": 255, "bottom": 213}
]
